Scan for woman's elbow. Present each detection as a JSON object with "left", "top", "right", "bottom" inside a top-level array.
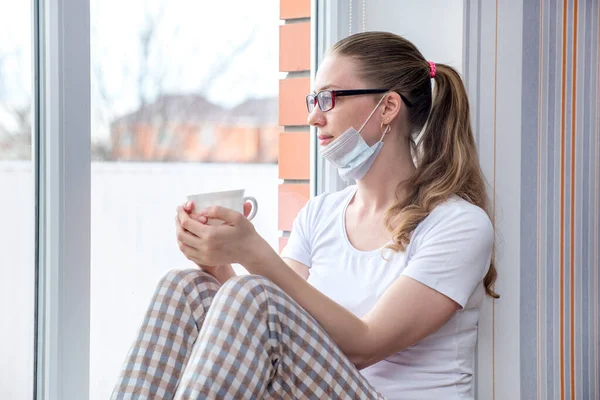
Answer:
[{"left": 349, "top": 352, "right": 377, "bottom": 371}]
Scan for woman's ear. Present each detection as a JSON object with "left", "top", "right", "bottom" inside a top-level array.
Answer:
[{"left": 380, "top": 92, "right": 402, "bottom": 123}]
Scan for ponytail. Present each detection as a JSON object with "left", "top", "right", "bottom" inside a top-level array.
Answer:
[{"left": 386, "top": 64, "right": 499, "bottom": 298}]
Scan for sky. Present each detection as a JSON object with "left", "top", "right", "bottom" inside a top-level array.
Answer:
[{"left": 0, "top": 0, "right": 280, "bottom": 140}]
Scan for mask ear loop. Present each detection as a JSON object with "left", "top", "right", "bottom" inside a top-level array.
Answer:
[
  {"left": 357, "top": 93, "right": 388, "bottom": 134},
  {"left": 379, "top": 121, "right": 391, "bottom": 141}
]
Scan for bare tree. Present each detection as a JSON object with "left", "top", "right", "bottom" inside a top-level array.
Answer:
[
  {"left": 0, "top": 51, "right": 32, "bottom": 160},
  {"left": 93, "top": 0, "right": 257, "bottom": 161}
]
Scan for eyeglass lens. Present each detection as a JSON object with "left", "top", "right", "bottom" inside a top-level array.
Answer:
[{"left": 306, "top": 91, "right": 334, "bottom": 112}]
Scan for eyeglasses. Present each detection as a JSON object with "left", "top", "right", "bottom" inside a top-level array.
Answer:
[{"left": 306, "top": 89, "right": 413, "bottom": 113}]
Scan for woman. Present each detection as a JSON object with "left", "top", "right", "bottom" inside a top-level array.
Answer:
[{"left": 112, "top": 31, "right": 498, "bottom": 400}]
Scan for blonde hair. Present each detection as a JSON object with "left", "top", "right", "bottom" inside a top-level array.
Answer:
[{"left": 331, "top": 32, "right": 498, "bottom": 298}]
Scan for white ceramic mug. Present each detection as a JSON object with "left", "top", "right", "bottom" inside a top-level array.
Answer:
[{"left": 186, "top": 189, "right": 258, "bottom": 225}]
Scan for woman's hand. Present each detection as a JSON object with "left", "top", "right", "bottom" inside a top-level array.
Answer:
[
  {"left": 175, "top": 201, "right": 262, "bottom": 268},
  {"left": 175, "top": 203, "right": 229, "bottom": 282}
]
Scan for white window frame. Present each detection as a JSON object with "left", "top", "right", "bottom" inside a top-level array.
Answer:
[
  {"left": 311, "top": 0, "right": 384, "bottom": 195},
  {"left": 311, "top": 0, "right": 350, "bottom": 196},
  {"left": 36, "top": 0, "right": 91, "bottom": 399}
]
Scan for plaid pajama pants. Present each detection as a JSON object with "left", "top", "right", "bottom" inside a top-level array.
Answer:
[{"left": 111, "top": 269, "right": 386, "bottom": 399}]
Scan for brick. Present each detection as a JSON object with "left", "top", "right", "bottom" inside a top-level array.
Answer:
[
  {"left": 280, "top": 23, "right": 311, "bottom": 72},
  {"left": 278, "top": 131, "right": 310, "bottom": 179},
  {"left": 278, "top": 184, "right": 310, "bottom": 231},
  {"left": 280, "top": 0, "right": 311, "bottom": 19},
  {"left": 279, "top": 77, "right": 310, "bottom": 126}
]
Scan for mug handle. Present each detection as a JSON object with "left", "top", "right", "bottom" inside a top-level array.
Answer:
[{"left": 243, "top": 196, "right": 258, "bottom": 221}]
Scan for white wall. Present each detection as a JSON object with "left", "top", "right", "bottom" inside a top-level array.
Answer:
[
  {"left": 0, "top": 162, "right": 35, "bottom": 400},
  {"left": 362, "top": 0, "right": 464, "bottom": 74}
]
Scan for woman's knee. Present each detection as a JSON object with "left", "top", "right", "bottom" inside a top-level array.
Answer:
[
  {"left": 157, "top": 268, "right": 220, "bottom": 292},
  {"left": 215, "top": 274, "right": 275, "bottom": 305},
  {"left": 220, "top": 274, "right": 271, "bottom": 291}
]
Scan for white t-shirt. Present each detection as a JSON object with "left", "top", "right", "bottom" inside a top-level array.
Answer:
[{"left": 281, "top": 185, "right": 493, "bottom": 400}]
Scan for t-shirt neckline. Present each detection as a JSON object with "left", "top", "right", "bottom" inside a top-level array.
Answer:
[{"left": 340, "top": 186, "right": 394, "bottom": 255}]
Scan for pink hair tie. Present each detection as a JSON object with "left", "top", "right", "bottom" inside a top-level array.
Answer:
[{"left": 428, "top": 61, "right": 436, "bottom": 78}]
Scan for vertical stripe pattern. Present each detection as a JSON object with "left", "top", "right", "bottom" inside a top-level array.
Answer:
[
  {"left": 521, "top": 0, "right": 600, "bottom": 399},
  {"left": 493, "top": 1, "right": 499, "bottom": 398}
]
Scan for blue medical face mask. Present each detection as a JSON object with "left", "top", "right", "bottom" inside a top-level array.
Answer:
[{"left": 319, "top": 94, "right": 388, "bottom": 182}]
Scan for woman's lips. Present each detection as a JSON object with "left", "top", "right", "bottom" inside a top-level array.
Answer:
[{"left": 318, "top": 134, "right": 334, "bottom": 146}]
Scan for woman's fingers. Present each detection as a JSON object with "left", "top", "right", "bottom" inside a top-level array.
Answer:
[
  {"left": 183, "top": 201, "right": 195, "bottom": 212},
  {"left": 175, "top": 214, "right": 203, "bottom": 248},
  {"left": 198, "top": 205, "right": 243, "bottom": 225},
  {"left": 177, "top": 225, "right": 200, "bottom": 248},
  {"left": 176, "top": 203, "right": 208, "bottom": 224},
  {"left": 190, "top": 212, "right": 208, "bottom": 223},
  {"left": 243, "top": 202, "right": 252, "bottom": 218},
  {"left": 177, "top": 206, "right": 207, "bottom": 237},
  {"left": 175, "top": 204, "right": 212, "bottom": 265},
  {"left": 177, "top": 240, "right": 202, "bottom": 264}
]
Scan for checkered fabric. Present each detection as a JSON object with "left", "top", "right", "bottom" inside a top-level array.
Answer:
[{"left": 111, "top": 269, "right": 385, "bottom": 399}]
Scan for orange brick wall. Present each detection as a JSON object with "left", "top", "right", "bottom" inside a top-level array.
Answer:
[{"left": 278, "top": 0, "right": 311, "bottom": 254}]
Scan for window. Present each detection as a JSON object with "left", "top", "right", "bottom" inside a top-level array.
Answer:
[
  {"left": 89, "top": 0, "right": 279, "bottom": 397},
  {"left": 0, "top": 0, "right": 34, "bottom": 398}
]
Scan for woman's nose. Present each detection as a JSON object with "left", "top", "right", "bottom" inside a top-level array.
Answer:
[{"left": 307, "top": 107, "right": 326, "bottom": 127}]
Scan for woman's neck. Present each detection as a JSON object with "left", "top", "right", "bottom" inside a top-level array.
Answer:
[{"left": 352, "top": 136, "right": 415, "bottom": 213}]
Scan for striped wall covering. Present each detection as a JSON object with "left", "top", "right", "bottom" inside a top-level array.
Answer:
[{"left": 521, "top": 0, "right": 600, "bottom": 399}]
